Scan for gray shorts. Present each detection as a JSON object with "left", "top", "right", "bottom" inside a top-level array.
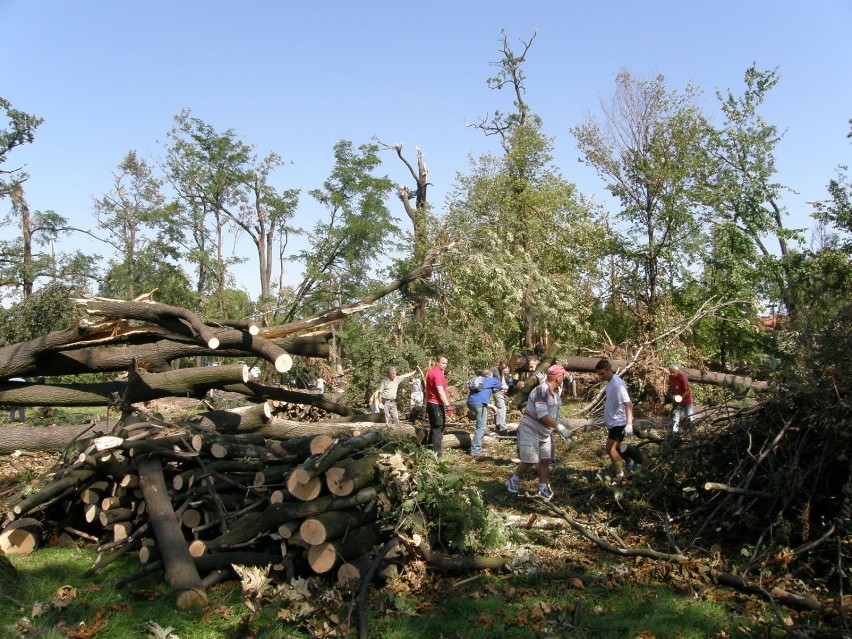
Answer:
[{"left": 517, "top": 424, "right": 553, "bottom": 464}]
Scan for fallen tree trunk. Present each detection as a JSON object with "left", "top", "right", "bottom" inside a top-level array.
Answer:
[
  {"left": 12, "top": 332, "right": 331, "bottom": 378},
  {"left": 0, "top": 418, "right": 474, "bottom": 455},
  {"left": 554, "top": 356, "right": 768, "bottom": 391},
  {"left": 0, "top": 364, "right": 249, "bottom": 408}
]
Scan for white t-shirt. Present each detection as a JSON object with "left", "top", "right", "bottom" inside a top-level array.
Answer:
[
  {"left": 315, "top": 377, "right": 325, "bottom": 392},
  {"left": 604, "top": 374, "right": 630, "bottom": 426}
]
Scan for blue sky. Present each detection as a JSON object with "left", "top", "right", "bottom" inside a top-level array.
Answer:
[{"left": 2, "top": 1, "right": 851, "bottom": 298}]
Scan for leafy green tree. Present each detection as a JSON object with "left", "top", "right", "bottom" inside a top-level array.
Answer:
[
  {"left": 445, "top": 30, "right": 604, "bottom": 352},
  {"left": 235, "top": 152, "right": 299, "bottom": 321},
  {"left": 703, "top": 65, "right": 803, "bottom": 321},
  {"left": 572, "top": 70, "right": 710, "bottom": 333},
  {"left": 812, "top": 120, "right": 852, "bottom": 249},
  {"left": 0, "top": 183, "right": 99, "bottom": 303},
  {"left": 0, "top": 281, "right": 82, "bottom": 346},
  {"left": 92, "top": 151, "right": 188, "bottom": 301},
  {"left": 163, "top": 110, "right": 299, "bottom": 320},
  {"left": 163, "top": 111, "right": 249, "bottom": 313},
  {"left": 787, "top": 121, "right": 852, "bottom": 337},
  {"left": 287, "top": 140, "right": 396, "bottom": 321},
  {"left": 0, "top": 97, "right": 43, "bottom": 198},
  {"left": 0, "top": 99, "right": 97, "bottom": 302},
  {"left": 683, "top": 66, "right": 806, "bottom": 369}
]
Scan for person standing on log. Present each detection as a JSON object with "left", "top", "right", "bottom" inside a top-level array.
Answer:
[
  {"left": 467, "top": 369, "right": 507, "bottom": 459},
  {"left": 377, "top": 366, "right": 415, "bottom": 426},
  {"left": 490, "top": 360, "right": 511, "bottom": 434},
  {"left": 505, "top": 364, "right": 570, "bottom": 500},
  {"left": 595, "top": 359, "right": 634, "bottom": 484},
  {"left": 425, "top": 355, "right": 452, "bottom": 457},
  {"left": 666, "top": 364, "right": 693, "bottom": 434}
]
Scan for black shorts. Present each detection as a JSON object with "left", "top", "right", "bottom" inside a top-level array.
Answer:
[{"left": 607, "top": 425, "right": 626, "bottom": 442}]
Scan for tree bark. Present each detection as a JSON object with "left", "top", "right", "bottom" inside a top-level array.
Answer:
[
  {"left": 0, "top": 364, "right": 248, "bottom": 408},
  {"left": 136, "top": 454, "right": 207, "bottom": 609}
]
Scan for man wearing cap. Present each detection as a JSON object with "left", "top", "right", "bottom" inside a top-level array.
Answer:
[
  {"left": 666, "top": 364, "right": 693, "bottom": 434},
  {"left": 377, "top": 366, "right": 416, "bottom": 427},
  {"left": 505, "top": 364, "right": 569, "bottom": 500},
  {"left": 595, "top": 359, "right": 634, "bottom": 483}
]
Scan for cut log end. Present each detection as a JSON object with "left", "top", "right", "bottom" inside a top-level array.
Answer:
[
  {"left": 286, "top": 475, "right": 322, "bottom": 502},
  {"left": 306, "top": 543, "right": 337, "bottom": 574},
  {"left": 0, "top": 519, "right": 42, "bottom": 555},
  {"left": 175, "top": 588, "right": 207, "bottom": 610},
  {"left": 207, "top": 337, "right": 220, "bottom": 350},
  {"left": 299, "top": 519, "right": 328, "bottom": 546},
  {"left": 275, "top": 353, "right": 293, "bottom": 373}
]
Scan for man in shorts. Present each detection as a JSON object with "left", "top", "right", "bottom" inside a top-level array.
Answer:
[
  {"left": 595, "top": 358, "right": 634, "bottom": 483},
  {"left": 505, "top": 364, "right": 570, "bottom": 500}
]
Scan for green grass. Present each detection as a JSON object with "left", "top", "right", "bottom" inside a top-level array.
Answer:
[
  {"left": 363, "top": 573, "right": 770, "bottom": 639},
  {"left": 1, "top": 548, "right": 778, "bottom": 639},
  {"left": 1, "top": 548, "right": 256, "bottom": 639}
]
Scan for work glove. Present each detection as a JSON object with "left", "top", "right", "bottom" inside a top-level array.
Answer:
[
  {"left": 556, "top": 422, "right": 573, "bottom": 443},
  {"left": 624, "top": 423, "right": 634, "bottom": 436}
]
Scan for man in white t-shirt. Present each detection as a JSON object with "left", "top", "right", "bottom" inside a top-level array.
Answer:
[{"left": 595, "top": 359, "right": 634, "bottom": 483}]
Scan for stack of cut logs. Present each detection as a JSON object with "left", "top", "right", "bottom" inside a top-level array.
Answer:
[{"left": 0, "top": 420, "right": 409, "bottom": 609}]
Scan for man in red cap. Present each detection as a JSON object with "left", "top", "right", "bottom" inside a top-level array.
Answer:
[{"left": 505, "top": 364, "right": 570, "bottom": 499}]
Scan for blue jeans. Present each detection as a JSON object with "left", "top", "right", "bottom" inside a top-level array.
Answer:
[
  {"left": 468, "top": 401, "right": 488, "bottom": 455},
  {"left": 493, "top": 391, "right": 507, "bottom": 431},
  {"left": 673, "top": 403, "right": 694, "bottom": 429}
]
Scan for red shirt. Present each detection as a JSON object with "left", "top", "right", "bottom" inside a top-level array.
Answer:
[
  {"left": 668, "top": 371, "right": 693, "bottom": 405},
  {"left": 425, "top": 364, "right": 447, "bottom": 405}
]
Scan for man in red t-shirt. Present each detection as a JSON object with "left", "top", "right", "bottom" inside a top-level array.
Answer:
[
  {"left": 425, "top": 355, "right": 452, "bottom": 455},
  {"left": 667, "top": 365, "right": 694, "bottom": 434}
]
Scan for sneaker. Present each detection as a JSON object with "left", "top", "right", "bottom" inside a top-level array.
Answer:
[
  {"left": 506, "top": 475, "right": 520, "bottom": 494},
  {"left": 538, "top": 484, "right": 555, "bottom": 500},
  {"left": 611, "top": 473, "right": 625, "bottom": 486},
  {"left": 626, "top": 459, "right": 637, "bottom": 471}
]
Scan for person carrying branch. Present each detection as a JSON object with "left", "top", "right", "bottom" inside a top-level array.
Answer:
[
  {"left": 666, "top": 364, "right": 693, "bottom": 434},
  {"left": 505, "top": 364, "right": 571, "bottom": 500},
  {"left": 595, "top": 359, "right": 634, "bottom": 484},
  {"left": 377, "top": 366, "right": 415, "bottom": 426}
]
